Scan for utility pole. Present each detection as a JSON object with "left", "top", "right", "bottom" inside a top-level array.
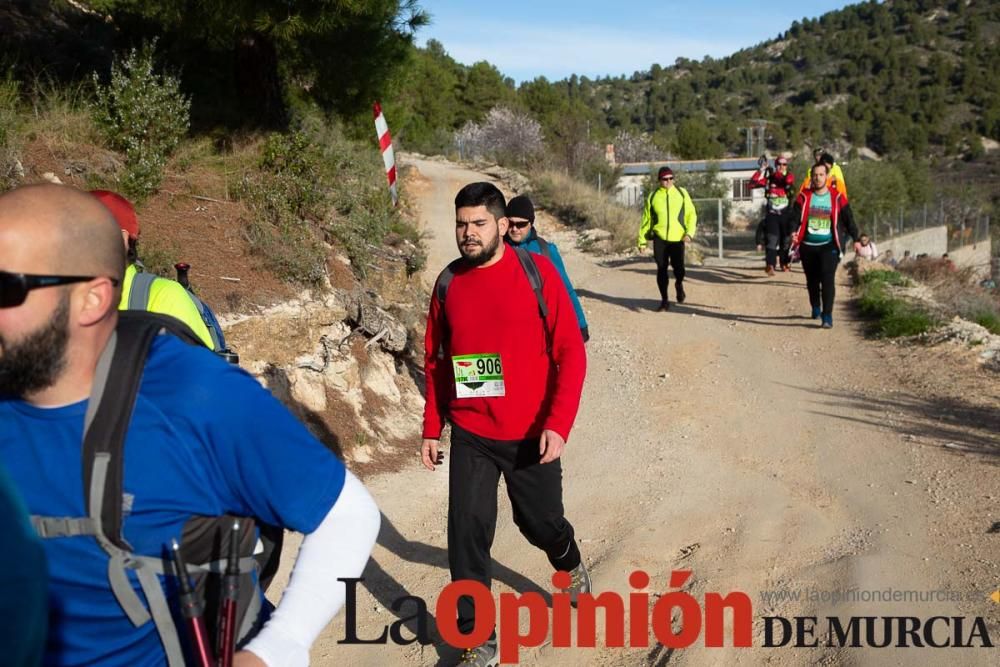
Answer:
[{"left": 749, "top": 118, "right": 769, "bottom": 156}]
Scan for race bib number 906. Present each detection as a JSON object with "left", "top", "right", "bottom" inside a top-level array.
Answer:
[{"left": 453, "top": 353, "right": 505, "bottom": 398}]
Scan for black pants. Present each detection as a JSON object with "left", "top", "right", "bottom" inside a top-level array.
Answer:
[
  {"left": 800, "top": 243, "right": 840, "bottom": 316},
  {"left": 652, "top": 237, "right": 685, "bottom": 304},
  {"left": 764, "top": 212, "right": 792, "bottom": 268},
  {"left": 448, "top": 423, "right": 580, "bottom": 634}
]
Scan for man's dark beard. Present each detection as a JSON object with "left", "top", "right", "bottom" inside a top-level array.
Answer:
[
  {"left": 0, "top": 294, "right": 71, "bottom": 397},
  {"left": 460, "top": 233, "right": 500, "bottom": 267}
]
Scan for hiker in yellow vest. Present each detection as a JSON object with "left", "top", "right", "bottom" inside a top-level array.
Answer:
[
  {"left": 89, "top": 190, "right": 214, "bottom": 348},
  {"left": 637, "top": 166, "right": 697, "bottom": 311}
]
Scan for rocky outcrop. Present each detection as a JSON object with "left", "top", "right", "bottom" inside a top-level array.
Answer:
[{"left": 223, "top": 286, "right": 424, "bottom": 467}]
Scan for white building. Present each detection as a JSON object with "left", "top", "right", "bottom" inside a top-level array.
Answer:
[{"left": 616, "top": 158, "right": 769, "bottom": 222}]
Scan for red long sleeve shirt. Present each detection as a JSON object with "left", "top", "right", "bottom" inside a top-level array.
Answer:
[
  {"left": 422, "top": 245, "right": 587, "bottom": 442},
  {"left": 749, "top": 168, "right": 796, "bottom": 214}
]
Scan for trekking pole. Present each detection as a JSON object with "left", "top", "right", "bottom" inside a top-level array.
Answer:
[
  {"left": 217, "top": 520, "right": 241, "bottom": 667},
  {"left": 174, "top": 263, "right": 192, "bottom": 290},
  {"left": 171, "top": 539, "right": 216, "bottom": 667}
]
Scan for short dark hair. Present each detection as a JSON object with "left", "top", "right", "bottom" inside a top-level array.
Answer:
[
  {"left": 812, "top": 161, "right": 829, "bottom": 175},
  {"left": 819, "top": 152, "right": 834, "bottom": 166},
  {"left": 455, "top": 182, "right": 506, "bottom": 222}
]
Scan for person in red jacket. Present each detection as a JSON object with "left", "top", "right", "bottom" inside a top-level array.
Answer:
[
  {"left": 421, "top": 182, "right": 588, "bottom": 667},
  {"left": 790, "top": 162, "right": 860, "bottom": 329},
  {"left": 751, "top": 155, "right": 796, "bottom": 274}
]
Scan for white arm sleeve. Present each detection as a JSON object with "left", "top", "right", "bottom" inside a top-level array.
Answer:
[{"left": 243, "top": 470, "right": 380, "bottom": 667}]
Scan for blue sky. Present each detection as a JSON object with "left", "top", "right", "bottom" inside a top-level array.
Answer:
[{"left": 417, "top": 0, "right": 859, "bottom": 83}]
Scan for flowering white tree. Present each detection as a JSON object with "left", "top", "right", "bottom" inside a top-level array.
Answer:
[
  {"left": 613, "top": 130, "right": 663, "bottom": 163},
  {"left": 455, "top": 106, "right": 544, "bottom": 166}
]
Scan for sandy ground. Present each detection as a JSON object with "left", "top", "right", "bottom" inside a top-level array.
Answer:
[{"left": 272, "top": 157, "right": 998, "bottom": 666}]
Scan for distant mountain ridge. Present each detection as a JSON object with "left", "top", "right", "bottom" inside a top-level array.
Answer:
[
  {"left": 567, "top": 0, "right": 1000, "bottom": 158},
  {"left": 392, "top": 0, "right": 1000, "bottom": 163}
]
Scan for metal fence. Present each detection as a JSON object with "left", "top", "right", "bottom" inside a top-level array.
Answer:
[
  {"left": 623, "top": 187, "right": 993, "bottom": 260},
  {"left": 690, "top": 198, "right": 763, "bottom": 259},
  {"left": 862, "top": 205, "right": 991, "bottom": 253},
  {"left": 622, "top": 191, "right": 765, "bottom": 259}
]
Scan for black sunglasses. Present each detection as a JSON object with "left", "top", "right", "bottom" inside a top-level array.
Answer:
[
  {"left": 509, "top": 220, "right": 532, "bottom": 230},
  {"left": 0, "top": 271, "right": 120, "bottom": 308}
]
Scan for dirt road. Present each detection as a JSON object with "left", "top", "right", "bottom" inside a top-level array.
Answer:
[{"left": 294, "top": 157, "right": 998, "bottom": 666}]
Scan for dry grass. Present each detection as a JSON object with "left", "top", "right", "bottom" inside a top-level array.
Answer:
[
  {"left": 21, "top": 78, "right": 99, "bottom": 149},
  {"left": 528, "top": 169, "right": 638, "bottom": 252},
  {"left": 898, "top": 258, "right": 1000, "bottom": 334}
]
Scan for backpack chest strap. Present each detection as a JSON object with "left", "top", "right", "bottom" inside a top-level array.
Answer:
[{"left": 30, "top": 516, "right": 97, "bottom": 538}]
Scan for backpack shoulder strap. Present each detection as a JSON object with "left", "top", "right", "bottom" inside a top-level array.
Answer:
[
  {"left": 512, "top": 246, "right": 553, "bottom": 353},
  {"left": 127, "top": 270, "right": 157, "bottom": 311},
  {"left": 186, "top": 292, "right": 226, "bottom": 352},
  {"left": 434, "top": 259, "right": 465, "bottom": 358},
  {"left": 83, "top": 311, "right": 205, "bottom": 551},
  {"left": 535, "top": 236, "right": 552, "bottom": 262},
  {"left": 435, "top": 258, "right": 465, "bottom": 308},
  {"left": 512, "top": 245, "right": 548, "bottom": 320}
]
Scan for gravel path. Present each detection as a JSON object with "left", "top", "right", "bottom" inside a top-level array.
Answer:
[{"left": 277, "top": 156, "right": 998, "bottom": 666}]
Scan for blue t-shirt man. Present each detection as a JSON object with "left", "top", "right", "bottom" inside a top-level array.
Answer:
[{"left": 0, "top": 335, "right": 346, "bottom": 666}]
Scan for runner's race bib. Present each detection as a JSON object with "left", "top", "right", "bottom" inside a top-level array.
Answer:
[{"left": 453, "top": 353, "right": 505, "bottom": 398}]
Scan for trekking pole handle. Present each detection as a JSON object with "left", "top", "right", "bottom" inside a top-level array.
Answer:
[
  {"left": 171, "top": 539, "right": 216, "bottom": 667},
  {"left": 174, "top": 263, "right": 191, "bottom": 290},
  {"left": 218, "top": 521, "right": 240, "bottom": 667}
]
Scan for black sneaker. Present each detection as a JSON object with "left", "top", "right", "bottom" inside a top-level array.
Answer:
[
  {"left": 676, "top": 284, "right": 686, "bottom": 303},
  {"left": 658, "top": 301, "right": 670, "bottom": 312}
]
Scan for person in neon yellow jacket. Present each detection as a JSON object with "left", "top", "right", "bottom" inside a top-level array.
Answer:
[
  {"left": 89, "top": 190, "right": 215, "bottom": 348},
  {"left": 637, "top": 166, "right": 697, "bottom": 310}
]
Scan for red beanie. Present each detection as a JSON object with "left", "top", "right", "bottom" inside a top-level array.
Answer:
[{"left": 90, "top": 190, "right": 139, "bottom": 239}]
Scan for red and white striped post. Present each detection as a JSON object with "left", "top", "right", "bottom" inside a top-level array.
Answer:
[{"left": 373, "top": 101, "right": 398, "bottom": 206}]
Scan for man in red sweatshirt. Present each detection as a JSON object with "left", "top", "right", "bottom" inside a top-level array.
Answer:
[{"left": 421, "top": 182, "right": 588, "bottom": 667}]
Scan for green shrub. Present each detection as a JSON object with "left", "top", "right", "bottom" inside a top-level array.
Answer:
[
  {"left": 92, "top": 41, "right": 190, "bottom": 201},
  {"left": 233, "top": 112, "right": 425, "bottom": 283},
  {"left": 856, "top": 271, "right": 937, "bottom": 337},
  {"left": 304, "top": 116, "right": 418, "bottom": 277},
  {"left": 859, "top": 269, "right": 909, "bottom": 287},
  {"left": 234, "top": 132, "right": 327, "bottom": 284},
  {"left": 972, "top": 310, "right": 1000, "bottom": 335},
  {"left": 878, "top": 305, "right": 938, "bottom": 337}
]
